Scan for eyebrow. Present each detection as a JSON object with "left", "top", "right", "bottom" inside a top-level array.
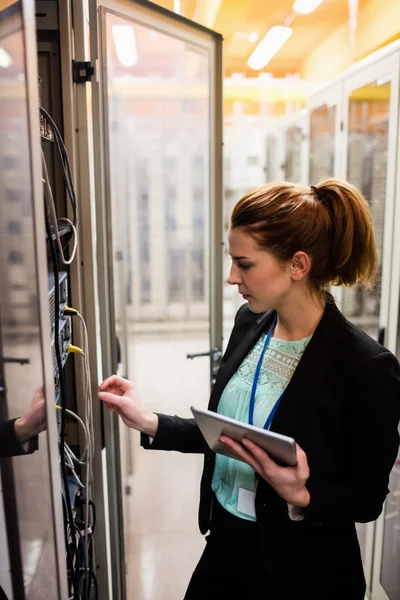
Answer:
[{"left": 230, "top": 255, "right": 251, "bottom": 260}]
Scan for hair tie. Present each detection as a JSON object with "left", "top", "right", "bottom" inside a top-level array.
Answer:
[
  {"left": 311, "top": 185, "right": 322, "bottom": 200},
  {"left": 311, "top": 185, "right": 333, "bottom": 220}
]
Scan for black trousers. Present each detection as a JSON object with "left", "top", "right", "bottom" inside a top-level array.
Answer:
[
  {"left": 0, "top": 587, "right": 8, "bottom": 600},
  {"left": 184, "top": 499, "right": 265, "bottom": 600}
]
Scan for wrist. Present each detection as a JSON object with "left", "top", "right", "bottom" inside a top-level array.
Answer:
[
  {"left": 14, "top": 418, "right": 31, "bottom": 445},
  {"left": 142, "top": 412, "right": 158, "bottom": 437}
]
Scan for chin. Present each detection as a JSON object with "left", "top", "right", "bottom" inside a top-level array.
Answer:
[{"left": 246, "top": 297, "right": 269, "bottom": 314}]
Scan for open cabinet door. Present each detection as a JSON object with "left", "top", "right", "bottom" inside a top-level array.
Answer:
[
  {"left": 89, "top": 1, "right": 223, "bottom": 598},
  {"left": 0, "top": 1, "right": 67, "bottom": 598}
]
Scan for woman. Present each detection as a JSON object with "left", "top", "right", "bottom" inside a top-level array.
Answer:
[{"left": 99, "top": 179, "right": 400, "bottom": 599}]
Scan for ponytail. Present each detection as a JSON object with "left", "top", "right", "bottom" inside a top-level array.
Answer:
[{"left": 231, "top": 178, "right": 377, "bottom": 290}]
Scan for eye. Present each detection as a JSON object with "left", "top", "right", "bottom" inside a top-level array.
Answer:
[{"left": 238, "top": 263, "right": 252, "bottom": 271}]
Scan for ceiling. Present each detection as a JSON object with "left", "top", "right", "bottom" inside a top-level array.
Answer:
[{"left": 153, "top": 0, "right": 370, "bottom": 78}]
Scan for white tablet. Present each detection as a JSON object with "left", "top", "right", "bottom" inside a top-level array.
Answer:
[{"left": 191, "top": 406, "right": 297, "bottom": 467}]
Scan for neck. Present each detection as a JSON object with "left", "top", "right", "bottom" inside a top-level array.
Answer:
[{"left": 273, "top": 292, "right": 325, "bottom": 341}]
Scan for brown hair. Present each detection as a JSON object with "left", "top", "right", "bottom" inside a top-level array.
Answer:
[{"left": 230, "top": 178, "right": 377, "bottom": 290}]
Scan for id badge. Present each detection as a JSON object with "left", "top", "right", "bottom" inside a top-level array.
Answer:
[{"left": 237, "top": 487, "right": 256, "bottom": 518}]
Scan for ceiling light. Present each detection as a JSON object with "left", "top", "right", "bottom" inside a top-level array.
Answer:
[
  {"left": 112, "top": 24, "right": 137, "bottom": 68},
  {"left": 0, "top": 47, "right": 12, "bottom": 68},
  {"left": 248, "top": 26, "right": 292, "bottom": 70},
  {"left": 248, "top": 32, "right": 259, "bottom": 43},
  {"left": 292, "top": 0, "right": 323, "bottom": 15},
  {"left": 231, "top": 72, "right": 245, "bottom": 81}
]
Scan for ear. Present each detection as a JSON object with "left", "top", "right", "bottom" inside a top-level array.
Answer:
[{"left": 290, "top": 251, "right": 312, "bottom": 281}]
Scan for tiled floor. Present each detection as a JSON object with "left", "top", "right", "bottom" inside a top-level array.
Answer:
[{"left": 122, "top": 333, "right": 211, "bottom": 600}]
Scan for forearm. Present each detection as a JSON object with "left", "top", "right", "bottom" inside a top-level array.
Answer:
[
  {"left": 0, "top": 419, "right": 38, "bottom": 458},
  {"left": 304, "top": 478, "right": 387, "bottom": 524},
  {"left": 141, "top": 414, "right": 205, "bottom": 453},
  {"left": 14, "top": 418, "right": 35, "bottom": 445}
]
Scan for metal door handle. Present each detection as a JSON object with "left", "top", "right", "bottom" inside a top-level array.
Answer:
[
  {"left": 186, "top": 347, "right": 222, "bottom": 361},
  {"left": 186, "top": 351, "right": 211, "bottom": 360}
]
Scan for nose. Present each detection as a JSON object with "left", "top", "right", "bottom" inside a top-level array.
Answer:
[{"left": 227, "top": 263, "right": 242, "bottom": 286}]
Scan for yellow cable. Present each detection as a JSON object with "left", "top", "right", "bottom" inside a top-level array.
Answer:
[{"left": 67, "top": 343, "right": 84, "bottom": 355}]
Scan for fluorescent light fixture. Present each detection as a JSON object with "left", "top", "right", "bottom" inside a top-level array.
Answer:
[
  {"left": 112, "top": 24, "right": 137, "bottom": 68},
  {"left": 0, "top": 47, "right": 12, "bottom": 68},
  {"left": 248, "top": 32, "right": 259, "bottom": 43},
  {"left": 248, "top": 26, "right": 292, "bottom": 70},
  {"left": 292, "top": 0, "right": 323, "bottom": 15}
]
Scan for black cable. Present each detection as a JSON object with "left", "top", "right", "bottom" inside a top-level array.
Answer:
[
  {"left": 40, "top": 106, "right": 77, "bottom": 226},
  {"left": 62, "top": 498, "right": 76, "bottom": 592},
  {"left": 87, "top": 500, "right": 96, "bottom": 600},
  {"left": 73, "top": 523, "right": 88, "bottom": 598},
  {"left": 40, "top": 107, "right": 76, "bottom": 223},
  {"left": 91, "top": 571, "right": 99, "bottom": 600},
  {"left": 45, "top": 206, "right": 79, "bottom": 599},
  {"left": 76, "top": 495, "right": 95, "bottom": 600}
]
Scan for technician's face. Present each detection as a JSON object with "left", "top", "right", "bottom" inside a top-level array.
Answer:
[{"left": 227, "top": 228, "right": 292, "bottom": 313}]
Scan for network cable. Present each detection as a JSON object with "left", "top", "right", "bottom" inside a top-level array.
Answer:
[
  {"left": 40, "top": 106, "right": 77, "bottom": 226},
  {"left": 44, "top": 207, "right": 80, "bottom": 598},
  {"left": 62, "top": 306, "right": 94, "bottom": 598},
  {"left": 42, "top": 149, "right": 77, "bottom": 265},
  {"left": 42, "top": 106, "right": 94, "bottom": 599}
]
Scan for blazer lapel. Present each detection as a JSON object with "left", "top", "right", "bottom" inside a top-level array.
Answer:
[
  {"left": 208, "top": 310, "right": 276, "bottom": 412},
  {"left": 270, "top": 299, "right": 347, "bottom": 435}
]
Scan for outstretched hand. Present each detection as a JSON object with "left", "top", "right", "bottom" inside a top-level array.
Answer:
[{"left": 98, "top": 375, "right": 158, "bottom": 436}]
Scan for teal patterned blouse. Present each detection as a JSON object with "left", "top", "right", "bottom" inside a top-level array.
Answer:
[{"left": 211, "top": 332, "right": 312, "bottom": 521}]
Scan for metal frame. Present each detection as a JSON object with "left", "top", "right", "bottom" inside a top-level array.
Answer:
[
  {"left": 370, "top": 51, "right": 400, "bottom": 600},
  {"left": 58, "top": 0, "right": 115, "bottom": 596},
  {"left": 340, "top": 53, "right": 400, "bottom": 348},
  {"left": 22, "top": 0, "right": 68, "bottom": 597},
  {"left": 307, "top": 43, "right": 400, "bottom": 600},
  {"left": 342, "top": 54, "right": 400, "bottom": 600},
  {"left": 88, "top": 1, "right": 223, "bottom": 598}
]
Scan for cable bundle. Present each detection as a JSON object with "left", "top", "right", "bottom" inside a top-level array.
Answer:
[{"left": 42, "top": 107, "right": 97, "bottom": 599}]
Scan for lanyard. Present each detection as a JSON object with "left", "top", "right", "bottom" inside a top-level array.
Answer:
[{"left": 248, "top": 313, "right": 285, "bottom": 430}]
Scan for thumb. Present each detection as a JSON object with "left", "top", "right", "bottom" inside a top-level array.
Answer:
[{"left": 98, "top": 390, "right": 124, "bottom": 406}]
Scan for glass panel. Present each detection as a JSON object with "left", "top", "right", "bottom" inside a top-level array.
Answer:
[
  {"left": 285, "top": 126, "right": 302, "bottom": 183},
  {"left": 103, "top": 12, "right": 211, "bottom": 596},
  {"left": 342, "top": 79, "right": 391, "bottom": 576},
  {"left": 0, "top": 5, "right": 59, "bottom": 599},
  {"left": 309, "top": 104, "right": 335, "bottom": 183},
  {"left": 342, "top": 81, "right": 391, "bottom": 340}
]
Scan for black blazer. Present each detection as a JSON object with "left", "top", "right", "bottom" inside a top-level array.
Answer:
[
  {"left": 0, "top": 418, "right": 38, "bottom": 459},
  {"left": 142, "top": 297, "right": 400, "bottom": 599}
]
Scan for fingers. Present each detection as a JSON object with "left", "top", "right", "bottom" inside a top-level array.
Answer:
[
  {"left": 219, "top": 436, "right": 262, "bottom": 473},
  {"left": 98, "top": 390, "right": 124, "bottom": 406},
  {"left": 295, "top": 444, "right": 310, "bottom": 477},
  {"left": 99, "top": 375, "right": 132, "bottom": 395},
  {"left": 296, "top": 444, "right": 307, "bottom": 460},
  {"left": 241, "top": 438, "right": 278, "bottom": 477}
]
